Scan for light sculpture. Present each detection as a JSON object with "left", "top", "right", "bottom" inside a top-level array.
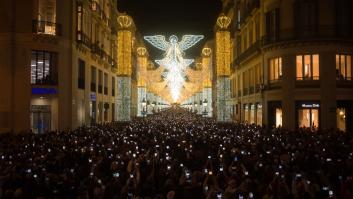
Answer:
[{"left": 144, "top": 34, "right": 204, "bottom": 102}]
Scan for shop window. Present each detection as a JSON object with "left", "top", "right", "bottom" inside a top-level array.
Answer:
[
  {"left": 31, "top": 50, "right": 58, "bottom": 85},
  {"left": 256, "top": 104, "right": 263, "bottom": 126},
  {"left": 298, "top": 107, "right": 319, "bottom": 129},
  {"left": 275, "top": 108, "right": 283, "bottom": 127},
  {"left": 336, "top": 54, "right": 352, "bottom": 80},
  {"left": 250, "top": 104, "right": 255, "bottom": 124},
  {"left": 269, "top": 57, "right": 282, "bottom": 82},
  {"left": 337, "top": 108, "right": 346, "bottom": 132},
  {"left": 296, "top": 54, "right": 319, "bottom": 80},
  {"left": 244, "top": 105, "right": 249, "bottom": 122}
]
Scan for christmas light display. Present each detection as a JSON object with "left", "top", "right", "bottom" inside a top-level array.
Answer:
[{"left": 144, "top": 34, "right": 204, "bottom": 102}]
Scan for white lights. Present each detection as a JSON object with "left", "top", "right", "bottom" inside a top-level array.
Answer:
[{"left": 144, "top": 34, "right": 204, "bottom": 102}]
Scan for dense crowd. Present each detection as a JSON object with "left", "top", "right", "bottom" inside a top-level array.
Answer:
[{"left": 0, "top": 108, "right": 353, "bottom": 199}]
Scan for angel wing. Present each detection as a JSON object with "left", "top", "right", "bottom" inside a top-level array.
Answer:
[
  {"left": 144, "top": 35, "right": 169, "bottom": 51},
  {"left": 155, "top": 59, "right": 167, "bottom": 67},
  {"left": 179, "top": 35, "right": 204, "bottom": 51}
]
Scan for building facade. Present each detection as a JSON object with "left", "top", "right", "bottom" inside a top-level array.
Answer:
[
  {"left": 0, "top": 0, "right": 139, "bottom": 133},
  {"left": 231, "top": 0, "right": 353, "bottom": 132}
]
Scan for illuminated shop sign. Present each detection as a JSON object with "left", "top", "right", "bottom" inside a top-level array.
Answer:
[
  {"left": 32, "top": 88, "right": 57, "bottom": 95},
  {"left": 90, "top": 93, "right": 96, "bottom": 101},
  {"left": 301, "top": 103, "right": 320, "bottom": 108}
]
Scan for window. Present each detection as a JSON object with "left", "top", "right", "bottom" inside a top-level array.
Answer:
[
  {"left": 112, "top": 77, "right": 115, "bottom": 96},
  {"left": 336, "top": 54, "right": 352, "bottom": 80},
  {"left": 269, "top": 57, "right": 282, "bottom": 82},
  {"left": 296, "top": 54, "right": 319, "bottom": 80},
  {"left": 294, "top": 0, "right": 317, "bottom": 36},
  {"left": 265, "top": 8, "right": 279, "bottom": 42},
  {"left": 104, "top": 73, "right": 108, "bottom": 95},
  {"left": 78, "top": 59, "right": 85, "bottom": 90},
  {"left": 31, "top": 50, "right": 58, "bottom": 85},
  {"left": 298, "top": 108, "right": 319, "bottom": 129},
  {"left": 91, "top": 66, "right": 96, "bottom": 92},
  {"left": 34, "top": 0, "right": 58, "bottom": 35},
  {"left": 98, "top": 70, "right": 103, "bottom": 93}
]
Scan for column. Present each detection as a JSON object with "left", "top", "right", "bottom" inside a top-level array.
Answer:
[
  {"left": 215, "top": 14, "right": 232, "bottom": 122},
  {"left": 116, "top": 15, "right": 134, "bottom": 121}
]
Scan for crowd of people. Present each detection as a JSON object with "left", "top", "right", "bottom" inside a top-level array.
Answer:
[{"left": 0, "top": 107, "right": 353, "bottom": 199}]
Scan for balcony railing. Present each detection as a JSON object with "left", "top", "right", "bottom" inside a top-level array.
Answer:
[
  {"left": 32, "top": 77, "right": 58, "bottom": 86},
  {"left": 77, "top": 31, "right": 92, "bottom": 48},
  {"left": 234, "top": 40, "right": 261, "bottom": 65},
  {"left": 262, "top": 25, "right": 353, "bottom": 46},
  {"left": 235, "top": 26, "right": 353, "bottom": 67},
  {"left": 32, "top": 20, "right": 61, "bottom": 36}
]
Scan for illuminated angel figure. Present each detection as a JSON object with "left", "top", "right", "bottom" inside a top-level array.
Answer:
[{"left": 144, "top": 34, "right": 204, "bottom": 102}]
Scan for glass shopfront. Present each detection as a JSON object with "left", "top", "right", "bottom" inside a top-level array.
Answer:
[
  {"left": 296, "top": 102, "right": 320, "bottom": 129},
  {"left": 275, "top": 108, "right": 283, "bottom": 127},
  {"left": 337, "top": 108, "right": 346, "bottom": 132},
  {"left": 256, "top": 103, "right": 263, "bottom": 126},
  {"left": 250, "top": 104, "right": 255, "bottom": 124}
]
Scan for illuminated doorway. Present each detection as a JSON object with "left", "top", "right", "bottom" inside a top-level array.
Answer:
[
  {"left": 337, "top": 108, "right": 346, "bottom": 132},
  {"left": 30, "top": 105, "right": 51, "bottom": 134}
]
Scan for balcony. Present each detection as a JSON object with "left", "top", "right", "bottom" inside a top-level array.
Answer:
[
  {"left": 234, "top": 40, "right": 261, "bottom": 65},
  {"left": 91, "top": 43, "right": 109, "bottom": 61},
  {"left": 32, "top": 20, "right": 61, "bottom": 36},
  {"left": 262, "top": 25, "right": 353, "bottom": 46},
  {"left": 32, "top": 77, "right": 58, "bottom": 86},
  {"left": 77, "top": 31, "right": 92, "bottom": 48}
]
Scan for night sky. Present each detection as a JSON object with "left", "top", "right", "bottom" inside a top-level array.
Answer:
[{"left": 116, "top": 0, "right": 223, "bottom": 60}]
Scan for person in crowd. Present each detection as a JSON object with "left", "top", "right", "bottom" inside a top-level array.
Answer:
[{"left": 0, "top": 107, "right": 352, "bottom": 199}]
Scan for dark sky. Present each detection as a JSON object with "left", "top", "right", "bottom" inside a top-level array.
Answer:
[{"left": 116, "top": 0, "right": 223, "bottom": 61}]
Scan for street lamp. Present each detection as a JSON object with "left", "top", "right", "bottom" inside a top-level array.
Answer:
[
  {"left": 141, "top": 98, "right": 147, "bottom": 117},
  {"left": 202, "top": 99, "right": 208, "bottom": 117}
]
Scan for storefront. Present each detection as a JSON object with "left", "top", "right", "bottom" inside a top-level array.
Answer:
[
  {"left": 256, "top": 103, "right": 263, "bottom": 126},
  {"left": 296, "top": 101, "right": 320, "bottom": 129},
  {"left": 268, "top": 101, "right": 282, "bottom": 128},
  {"left": 90, "top": 93, "right": 96, "bottom": 124},
  {"left": 244, "top": 104, "right": 249, "bottom": 122},
  {"left": 337, "top": 100, "right": 353, "bottom": 132},
  {"left": 250, "top": 104, "right": 255, "bottom": 124}
]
